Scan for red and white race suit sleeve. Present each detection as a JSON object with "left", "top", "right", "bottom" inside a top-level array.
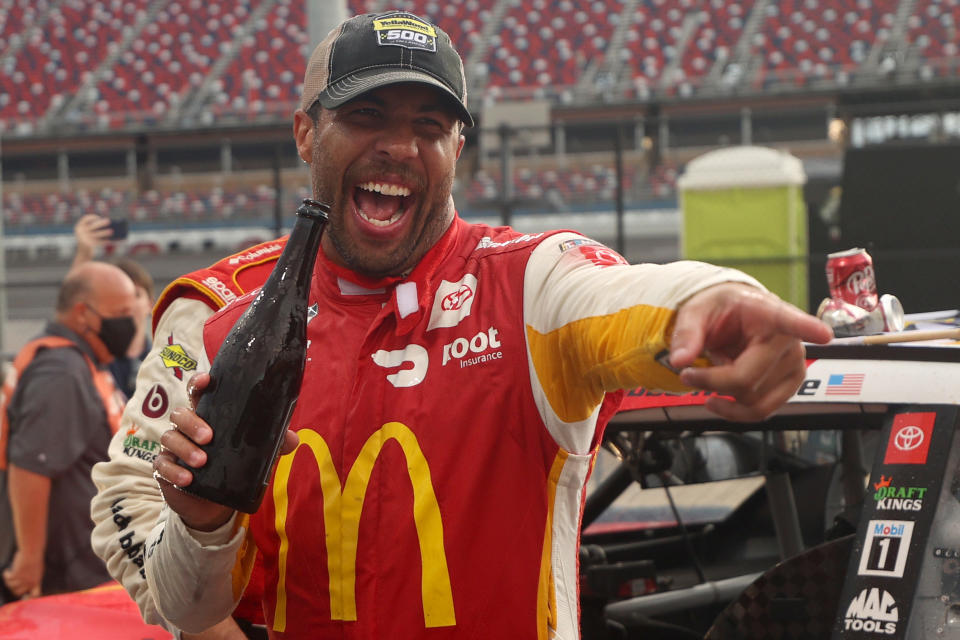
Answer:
[
  {"left": 90, "top": 297, "right": 215, "bottom": 635},
  {"left": 523, "top": 232, "right": 763, "bottom": 456},
  {"left": 521, "top": 233, "right": 763, "bottom": 638}
]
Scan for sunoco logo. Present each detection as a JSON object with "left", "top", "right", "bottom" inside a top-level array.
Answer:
[
  {"left": 844, "top": 588, "right": 897, "bottom": 634},
  {"left": 872, "top": 475, "right": 927, "bottom": 511},
  {"left": 160, "top": 343, "right": 198, "bottom": 372}
]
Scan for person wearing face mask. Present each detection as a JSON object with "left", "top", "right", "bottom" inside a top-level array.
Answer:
[
  {"left": 0, "top": 261, "right": 137, "bottom": 603},
  {"left": 71, "top": 216, "right": 157, "bottom": 398}
]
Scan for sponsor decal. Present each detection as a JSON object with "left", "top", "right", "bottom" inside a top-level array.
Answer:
[
  {"left": 825, "top": 373, "right": 865, "bottom": 396},
  {"left": 577, "top": 244, "right": 629, "bottom": 268},
  {"left": 371, "top": 344, "right": 429, "bottom": 388},
  {"left": 796, "top": 379, "right": 820, "bottom": 396},
  {"left": 141, "top": 384, "right": 170, "bottom": 419},
  {"left": 476, "top": 233, "right": 545, "bottom": 250},
  {"left": 110, "top": 498, "right": 146, "bottom": 579},
  {"left": 628, "top": 387, "right": 719, "bottom": 399},
  {"left": 871, "top": 475, "right": 927, "bottom": 511},
  {"left": 883, "top": 412, "right": 935, "bottom": 465},
  {"left": 442, "top": 326, "right": 502, "bottom": 368},
  {"left": 935, "top": 548, "right": 960, "bottom": 559},
  {"left": 228, "top": 243, "right": 282, "bottom": 266},
  {"left": 843, "top": 588, "right": 898, "bottom": 635},
  {"left": 271, "top": 423, "right": 454, "bottom": 631},
  {"left": 201, "top": 275, "right": 237, "bottom": 305},
  {"left": 559, "top": 238, "right": 603, "bottom": 252},
  {"left": 427, "top": 274, "right": 478, "bottom": 331},
  {"left": 122, "top": 426, "right": 161, "bottom": 463},
  {"left": 160, "top": 336, "right": 198, "bottom": 380},
  {"left": 858, "top": 519, "right": 914, "bottom": 578},
  {"left": 145, "top": 528, "right": 163, "bottom": 560},
  {"left": 442, "top": 285, "right": 473, "bottom": 311},
  {"left": 373, "top": 12, "right": 437, "bottom": 52}
]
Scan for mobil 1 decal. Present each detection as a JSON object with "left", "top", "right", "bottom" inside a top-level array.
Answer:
[{"left": 833, "top": 406, "right": 960, "bottom": 639}]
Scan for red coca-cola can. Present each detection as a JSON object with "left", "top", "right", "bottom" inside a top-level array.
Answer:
[{"left": 826, "top": 247, "right": 878, "bottom": 311}]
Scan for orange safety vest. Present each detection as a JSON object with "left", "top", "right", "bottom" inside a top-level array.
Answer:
[{"left": 0, "top": 336, "right": 124, "bottom": 471}]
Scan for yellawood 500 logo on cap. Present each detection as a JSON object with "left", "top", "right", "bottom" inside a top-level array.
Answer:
[{"left": 374, "top": 13, "right": 437, "bottom": 52}]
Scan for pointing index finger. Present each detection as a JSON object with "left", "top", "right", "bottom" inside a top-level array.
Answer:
[{"left": 770, "top": 299, "right": 834, "bottom": 345}]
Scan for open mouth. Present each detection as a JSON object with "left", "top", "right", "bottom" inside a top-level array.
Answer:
[{"left": 354, "top": 181, "right": 413, "bottom": 228}]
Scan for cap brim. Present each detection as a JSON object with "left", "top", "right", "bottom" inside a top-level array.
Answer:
[{"left": 317, "top": 69, "right": 474, "bottom": 127}]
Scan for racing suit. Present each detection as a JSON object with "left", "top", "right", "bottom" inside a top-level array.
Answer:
[
  {"left": 114, "top": 216, "right": 761, "bottom": 639},
  {"left": 90, "top": 239, "right": 286, "bottom": 634}
]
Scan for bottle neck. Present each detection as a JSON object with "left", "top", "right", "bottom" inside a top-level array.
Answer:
[
  {"left": 269, "top": 202, "right": 328, "bottom": 289},
  {"left": 285, "top": 213, "right": 326, "bottom": 282}
]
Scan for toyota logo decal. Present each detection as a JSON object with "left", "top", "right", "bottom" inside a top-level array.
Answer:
[{"left": 894, "top": 425, "right": 924, "bottom": 452}]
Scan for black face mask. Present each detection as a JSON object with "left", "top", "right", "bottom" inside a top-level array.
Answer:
[{"left": 89, "top": 307, "right": 137, "bottom": 359}]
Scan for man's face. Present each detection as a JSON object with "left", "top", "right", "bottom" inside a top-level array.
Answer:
[
  {"left": 296, "top": 83, "right": 465, "bottom": 279},
  {"left": 86, "top": 280, "right": 138, "bottom": 330}
]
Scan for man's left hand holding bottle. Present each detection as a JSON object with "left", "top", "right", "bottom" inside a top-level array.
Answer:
[{"left": 152, "top": 372, "right": 301, "bottom": 531}]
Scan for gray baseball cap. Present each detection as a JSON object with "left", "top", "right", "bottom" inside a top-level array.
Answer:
[{"left": 300, "top": 12, "right": 474, "bottom": 127}]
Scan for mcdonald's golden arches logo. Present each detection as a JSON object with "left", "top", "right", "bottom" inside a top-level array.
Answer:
[{"left": 271, "top": 422, "right": 456, "bottom": 630}]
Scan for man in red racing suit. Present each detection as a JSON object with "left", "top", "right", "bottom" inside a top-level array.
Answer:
[
  {"left": 145, "top": 216, "right": 825, "bottom": 638},
  {"left": 137, "top": 11, "right": 832, "bottom": 640}
]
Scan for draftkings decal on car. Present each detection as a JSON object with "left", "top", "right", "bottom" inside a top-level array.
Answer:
[
  {"left": 883, "top": 412, "right": 935, "bottom": 465},
  {"left": 871, "top": 476, "right": 927, "bottom": 512}
]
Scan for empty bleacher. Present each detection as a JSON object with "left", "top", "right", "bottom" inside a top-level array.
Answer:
[
  {"left": 483, "top": 0, "right": 623, "bottom": 93},
  {"left": 750, "top": 0, "right": 899, "bottom": 89},
  {"left": 907, "top": 0, "right": 960, "bottom": 79},
  {"left": 0, "top": 0, "right": 956, "bottom": 134}
]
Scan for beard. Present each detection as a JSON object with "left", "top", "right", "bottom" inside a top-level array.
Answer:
[{"left": 311, "top": 140, "right": 456, "bottom": 279}]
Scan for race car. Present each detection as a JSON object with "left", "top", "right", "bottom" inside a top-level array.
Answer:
[{"left": 583, "top": 310, "right": 960, "bottom": 639}]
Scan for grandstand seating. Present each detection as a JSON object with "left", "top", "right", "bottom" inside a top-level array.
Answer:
[
  {"left": 0, "top": 0, "right": 151, "bottom": 126},
  {"left": 484, "top": 0, "right": 623, "bottom": 93},
  {"left": 463, "top": 162, "right": 671, "bottom": 207},
  {"left": 751, "top": 0, "right": 899, "bottom": 88},
  {"left": 1, "top": 183, "right": 293, "bottom": 229},
  {"left": 0, "top": 0, "right": 53, "bottom": 54},
  {"left": 1, "top": 158, "right": 679, "bottom": 231},
  {"left": 618, "top": 0, "right": 688, "bottom": 96},
  {"left": 669, "top": 0, "right": 755, "bottom": 94},
  {"left": 202, "top": 0, "right": 309, "bottom": 121},
  {"left": 0, "top": 0, "right": 957, "bottom": 133},
  {"left": 97, "top": 0, "right": 259, "bottom": 127},
  {"left": 907, "top": 0, "right": 960, "bottom": 79}
]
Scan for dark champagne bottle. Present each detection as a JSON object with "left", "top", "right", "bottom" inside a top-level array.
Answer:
[{"left": 178, "top": 199, "right": 328, "bottom": 513}]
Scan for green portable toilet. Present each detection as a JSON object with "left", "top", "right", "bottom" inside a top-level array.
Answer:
[{"left": 678, "top": 146, "right": 809, "bottom": 309}]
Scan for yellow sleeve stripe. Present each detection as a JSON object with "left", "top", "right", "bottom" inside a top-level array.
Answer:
[
  {"left": 230, "top": 513, "right": 258, "bottom": 603},
  {"left": 537, "top": 450, "right": 567, "bottom": 640},
  {"left": 527, "top": 303, "right": 690, "bottom": 423}
]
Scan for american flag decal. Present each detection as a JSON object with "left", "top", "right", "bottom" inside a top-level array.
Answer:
[{"left": 826, "top": 373, "right": 865, "bottom": 395}]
